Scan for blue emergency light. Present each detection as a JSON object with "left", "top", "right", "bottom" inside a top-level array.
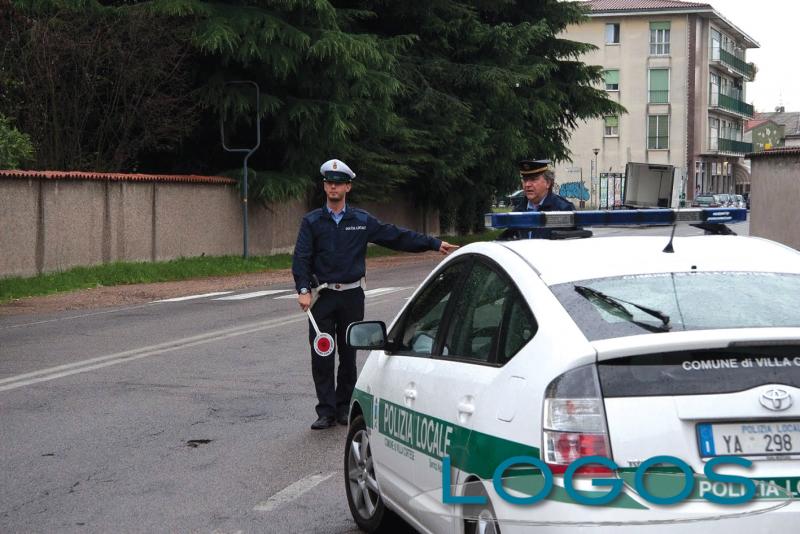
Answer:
[{"left": 485, "top": 208, "right": 747, "bottom": 230}]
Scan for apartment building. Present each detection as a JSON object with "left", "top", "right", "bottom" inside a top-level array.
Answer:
[{"left": 555, "top": 0, "right": 758, "bottom": 205}]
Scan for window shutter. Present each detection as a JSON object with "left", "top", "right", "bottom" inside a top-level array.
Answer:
[
  {"left": 650, "top": 21, "right": 671, "bottom": 30},
  {"left": 649, "top": 69, "right": 669, "bottom": 91},
  {"left": 605, "top": 116, "right": 619, "bottom": 127},
  {"left": 604, "top": 70, "right": 619, "bottom": 85}
]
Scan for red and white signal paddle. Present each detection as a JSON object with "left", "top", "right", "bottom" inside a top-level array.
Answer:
[{"left": 307, "top": 309, "right": 335, "bottom": 357}]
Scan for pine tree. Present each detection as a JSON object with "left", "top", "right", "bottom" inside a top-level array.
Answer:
[{"left": 341, "top": 0, "right": 623, "bottom": 230}]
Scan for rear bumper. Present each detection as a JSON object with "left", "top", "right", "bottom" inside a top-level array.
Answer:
[{"left": 487, "top": 482, "right": 798, "bottom": 534}]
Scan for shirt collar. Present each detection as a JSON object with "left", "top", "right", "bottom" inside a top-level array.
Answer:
[
  {"left": 326, "top": 203, "right": 346, "bottom": 217},
  {"left": 527, "top": 194, "right": 547, "bottom": 210}
]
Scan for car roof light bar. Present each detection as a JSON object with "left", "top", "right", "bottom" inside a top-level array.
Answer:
[{"left": 485, "top": 208, "right": 747, "bottom": 230}]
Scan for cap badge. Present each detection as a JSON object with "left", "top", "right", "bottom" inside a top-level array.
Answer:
[{"left": 332, "top": 161, "right": 338, "bottom": 170}]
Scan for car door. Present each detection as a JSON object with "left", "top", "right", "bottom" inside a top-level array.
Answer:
[
  {"left": 410, "top": 256, "right": 537, "bottom": 533},
  {"left": 370, "top": 259, "right": 470, "bottom": 509}
]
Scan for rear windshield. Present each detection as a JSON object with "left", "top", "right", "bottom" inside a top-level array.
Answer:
[
  {"left": 551, "top": 272, "right": 800, "bottom": 341},
  {"left": 599, "top": 346, "right": 800, "bottom": 397}
]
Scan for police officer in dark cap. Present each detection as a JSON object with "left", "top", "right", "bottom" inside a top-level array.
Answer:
[
  {"left": 292, "top": 159, "right": 459, "bottom": 429},
  {"left": 512, "top": 159, "right": 575, "bottom": 212}
]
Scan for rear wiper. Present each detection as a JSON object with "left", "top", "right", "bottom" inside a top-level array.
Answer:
[{"left": 574, "top": 285, "right": 671, "bottom": 333}]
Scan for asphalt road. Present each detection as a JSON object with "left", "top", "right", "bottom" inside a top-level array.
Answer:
[{"left": 0, "top": 221, "right": 748, "bottom": 533}]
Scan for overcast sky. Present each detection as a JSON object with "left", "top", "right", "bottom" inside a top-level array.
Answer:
[{"left": 698, "top": 0, "right": 797, "bottom": 112}]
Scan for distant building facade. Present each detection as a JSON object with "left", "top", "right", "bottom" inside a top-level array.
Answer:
[
  {"left": 556, "top": 0, "right": 758, "bottom": 205},
  {"left": 747, "top": 110, "right": 800, "bottom": 149}
]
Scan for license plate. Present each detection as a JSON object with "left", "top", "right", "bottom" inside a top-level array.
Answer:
[{"left": 697, "top": 421, "right": 800, "bottom": 457}]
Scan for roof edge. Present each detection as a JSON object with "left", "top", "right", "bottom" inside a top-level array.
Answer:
[
  {"left": 588, "top": 7, "right": 759, "bottom": 48},
  {"left": 747, "top": 147, "right": 800, "bottom": 158}
]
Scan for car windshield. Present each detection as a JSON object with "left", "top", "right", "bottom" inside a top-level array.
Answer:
[{"left": 551, "top": 272, "right": 800, "bottom": 341}]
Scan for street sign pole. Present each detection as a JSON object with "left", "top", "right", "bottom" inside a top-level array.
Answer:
[{"left": 220, "top": 81, "right": 261, "bottom": 258}]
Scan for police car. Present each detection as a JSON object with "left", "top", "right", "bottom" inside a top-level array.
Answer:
[{"left": 343, "top": 208, "right": 800, "bottom": 533}]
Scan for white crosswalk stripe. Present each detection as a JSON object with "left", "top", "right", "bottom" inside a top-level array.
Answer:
[
  {"left": 363, "top": 287, "right": 410, "bottom": 297},
  {"left": 155, "top": 291, "right": 233, "bottom": 302},
  {"left": 154, "top": 286, "right": 412, "bottom": 303},
  {"left": 213, "top": 290, "right": 292, "bottom": 301}
]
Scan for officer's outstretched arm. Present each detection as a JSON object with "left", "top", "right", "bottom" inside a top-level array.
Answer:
[{"left": 439, "top": 241, "right": 459, "bottom": 255}]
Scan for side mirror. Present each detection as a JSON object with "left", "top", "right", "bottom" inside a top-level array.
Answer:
[{"left": 346, "top": 321, "right": 388, "bottom": 350}]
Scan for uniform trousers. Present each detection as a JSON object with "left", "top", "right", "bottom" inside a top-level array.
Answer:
[{"left": 308, "top": 287, "right": 365, "bottom": 418}]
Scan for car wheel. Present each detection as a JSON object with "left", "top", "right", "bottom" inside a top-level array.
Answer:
[
  {"left": 344, "top": 415, "right": 387, "bottom": 532},
  {"left": 463, "top": 481, "right": 501, "bottom": 534}
]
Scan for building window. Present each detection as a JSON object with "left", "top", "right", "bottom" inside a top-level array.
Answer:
[
  {"left": 604, "top": 116, "right": 619, "bottom": 137},
  {"left": 709, "top": 73, "right": 720, "bottom": 107},
  {"left": 650, "top": 21, "right": 670, "bottom": 55},
  {"left": 709, "top": 117, "right": 719, "bottom": 150},
  {"left": 603, "top": 69, "right": 619, "bottom": 91},
  {"left": 648, "top": 115, "right": 669, "bottom": 149},
  {"left": 606, "top": 23, "right": 620, "bottom": 44},
  {"left": 710, "top": 28, "right": 721, "bottom": 61},
  {"left": 648, "top": 69, "right": 669, "bottom": 103}
]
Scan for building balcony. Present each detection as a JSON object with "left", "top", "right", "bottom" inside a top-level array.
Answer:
[
  {"left": 710, "top": 92, "right": 754, "bottom": 118},
  {"left": 708, "top": 137, "right": 753, "bottom": 155},
  {"left": 710, "top": 48, "right": 756, "bottom": 80}
]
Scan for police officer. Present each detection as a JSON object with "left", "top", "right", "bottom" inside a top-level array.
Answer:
[
  {"left": 292, "top": 159, "right": 458, "bottom": 429},
  {"left": 512, "top": 159, "right": 575, "bottom": 212}
]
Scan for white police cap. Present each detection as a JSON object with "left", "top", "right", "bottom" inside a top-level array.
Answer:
[{"left": 320, "top": 159, "right": 356, "bottom": 182}]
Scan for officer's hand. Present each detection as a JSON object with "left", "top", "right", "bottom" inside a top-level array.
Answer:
[
  {"left": 298, "top": 292, "right": 312, "bottom": 311},
  {"left": 439, "top": 241, "right": 459, "bottom": 255}
]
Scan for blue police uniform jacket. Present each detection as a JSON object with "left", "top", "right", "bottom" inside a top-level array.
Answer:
[
  {"left": 292, "top": 206, "right": 442, "bottom": 291},
  {"left": 511, "top": 191, "right": 575, "bottom": 212},
  {"left": 509, "top": 192, "right": 576, "bottom": 240}
]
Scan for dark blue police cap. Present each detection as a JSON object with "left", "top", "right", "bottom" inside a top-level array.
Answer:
[{"left": 519, "top": 159, "right": 550, "bottom": 177}]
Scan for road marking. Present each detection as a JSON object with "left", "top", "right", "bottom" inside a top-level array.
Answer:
[
  {"left": 274, "top": 286, "right": 412, "bottom": 299},
  {"left": 155, "top": 291, "right": 233, "bottom": 302},
  {"left": 0, "top": 303, "right": 157, "bottom": 330},
  {"left": 0, "top": 315, "right": 306, "bottom": 392},
  {"left": 364, "top": 287, "right": 408, "bottom": 297},
  {"left": 364, "top": 287, "right": 410, "bottom": 298},
  {"left": 253, "top": 472, "right": 336, "bottom": 512},
  {"left": 0, "top": 295, "right": 405, "bottom": 392},
  {"left": 213, "top": 290, "right": 291, "bottom": 301}
]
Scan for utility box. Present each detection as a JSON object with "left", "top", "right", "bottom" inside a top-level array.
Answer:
[{"left": 623, "top": 163, "right": 680, "bottom": 208}]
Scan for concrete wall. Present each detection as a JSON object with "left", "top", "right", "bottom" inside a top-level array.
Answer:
[
  {"left": 749, "top": 151, "right": 800, "bottom": 251},
  {"left": 0, "top": 177, "right": 439, "bottom": 278}
]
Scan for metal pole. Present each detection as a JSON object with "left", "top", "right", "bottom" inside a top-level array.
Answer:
[{"left": 221, "top": 81, "right": 261, "bottom": 258}]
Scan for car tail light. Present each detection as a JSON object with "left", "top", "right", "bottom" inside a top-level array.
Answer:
[{"left": 543, "top": 365, "right": 613, "bottom": 476}]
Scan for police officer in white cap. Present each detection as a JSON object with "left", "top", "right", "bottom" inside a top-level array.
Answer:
[{"left": 293, "top": 159, "right": 458, "bottom": 429}]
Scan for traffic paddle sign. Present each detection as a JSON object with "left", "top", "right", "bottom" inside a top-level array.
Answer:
[{"left": 306, "top": 309, "right": 334, "bottom": 357}]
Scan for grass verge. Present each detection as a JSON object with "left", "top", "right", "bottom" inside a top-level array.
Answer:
[{"left": 0, "top": 230, "right": 503, "bottom": 303}]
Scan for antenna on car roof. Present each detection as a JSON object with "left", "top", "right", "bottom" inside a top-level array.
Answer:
[{"left": 662, "top": 223, "right": 677, "bottom": 253}]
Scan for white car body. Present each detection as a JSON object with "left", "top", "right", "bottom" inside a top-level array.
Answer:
[{"left": 345, "top": 235, "right": 800, "bottom": 534}]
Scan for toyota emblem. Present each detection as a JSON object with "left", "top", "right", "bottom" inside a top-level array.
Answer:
[{"left": 759, "top": 388, "right": 793, "bottom": 411}]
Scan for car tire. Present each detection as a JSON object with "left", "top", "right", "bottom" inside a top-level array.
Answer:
[
  {"left": 463, "top": 481, "right": 501, "bottom": 534},
  {"left": 344, "top": 415, "right": 389, "bottom": 533}
]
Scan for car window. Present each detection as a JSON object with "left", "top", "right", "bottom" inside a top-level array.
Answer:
[
  {"left": 391, "top": 261, "right": 468, "bottom": 355},
  {"left": 598, "top": 346, "right": 800, "bottom": 397},
  {"left": 552, "top": 272, "right": 800, "bottom": 341},
  {"left": 441, "top": 260, "right": 537, "bottom": 364},
  {"left": 442, "top": 262, "right": 509, "bottom": 362},
  {"left": 498, "top": 292, "right": 537, "bottom": 364}
]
